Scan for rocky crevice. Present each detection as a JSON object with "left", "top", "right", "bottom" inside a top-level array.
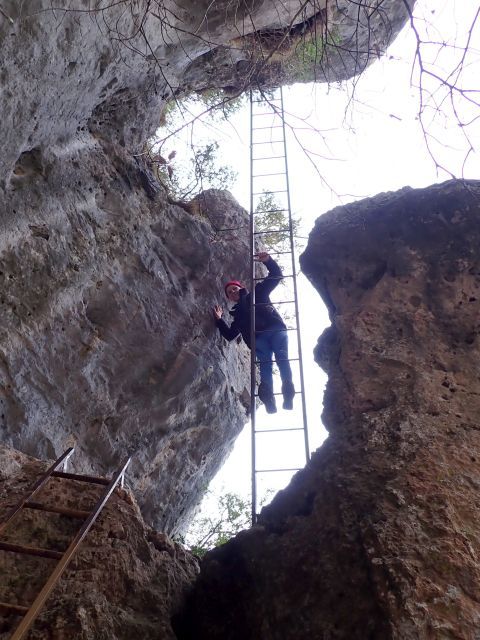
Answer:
[
  {"left": 0, "top": 0, "right": 428, "bottom": 636},
  {"left": 0, "top": 134, "right": 253, "bottom": 534},
  {"left": 0, "top": 0, "right": 412, "bottom": 531},
  {"left": 176, "top": 179, "right": 480, "bottom": 639}
]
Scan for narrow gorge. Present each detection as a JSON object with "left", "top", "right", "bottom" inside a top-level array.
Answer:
[{"left": 2, "top": 2, "right": 478, "bottom": 639}]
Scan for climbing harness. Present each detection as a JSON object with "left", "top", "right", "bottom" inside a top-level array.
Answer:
[{"left": 0, "top": 447, "right": 130, "bottom": 639}]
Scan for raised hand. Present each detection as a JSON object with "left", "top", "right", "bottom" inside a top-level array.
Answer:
[
  {"left": 212, "top": 305, "right": 223, "bottom": 320},
  {"left": 254, "top": 252, "right": 270, "bottom": 263}
]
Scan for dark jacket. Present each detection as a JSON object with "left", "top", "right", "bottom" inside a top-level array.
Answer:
[{"left": 216, "top": 257, "right": 286, "bottom": 349}]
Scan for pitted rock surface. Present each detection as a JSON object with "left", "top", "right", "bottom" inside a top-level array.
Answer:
[
  {"left": 0, "top": 0, "right": 411, "bottom": 535},
  {"left": 0, "top": 136, "right": 253, "bottom": 534},
  {"left": 176, "top": 180, "right": 480, "bottom": 639},
  {"left": 0, "top": 0, "right": 411, "bottom": 178}
]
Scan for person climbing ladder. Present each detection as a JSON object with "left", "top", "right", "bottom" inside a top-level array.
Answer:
[{"left": 212, "top": 251, "right": 295, "bottom": 414}]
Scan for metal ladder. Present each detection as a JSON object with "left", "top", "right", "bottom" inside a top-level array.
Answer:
[
  {"left": 249, "top": 87, "right": 309, "bottom": 523},
  {"left": 0, "top": 447, "right": 130, "bottom": 639}
]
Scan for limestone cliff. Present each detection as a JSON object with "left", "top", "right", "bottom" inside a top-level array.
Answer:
[
  {"left": 0, "top": 160, "right": 252, "bottom": 534},
  {"left": 176, "top": 179, "right": 480, "bottom": 639},
  {"left": 0, "top": 0, "right": 411, "bottom": 174},
  {"left": 0, "top": 0, "right": 412, "bottom": 533},
  {"left": 0, "top": 0, "right": 418, "bottom": 634}
]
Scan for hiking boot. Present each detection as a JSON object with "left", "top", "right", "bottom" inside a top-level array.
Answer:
[
  {"left": 282, "top": 381, "right": 295, "bottom": 410},
  {"left": 258, "top": 382, "right": 277, "bottom": 414}
]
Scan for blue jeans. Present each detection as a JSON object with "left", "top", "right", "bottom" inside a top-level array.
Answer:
[{"left": 255, "top": 329, "right": 292, "bottom": 390}]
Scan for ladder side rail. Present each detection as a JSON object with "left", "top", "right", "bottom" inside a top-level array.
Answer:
[
  {"left": 249, "top": 89, "right": 258, "bottom": 526},
  {"left": 279, "top": 86, "right": 310, "bottom": 462},
  {"left": 250, "top": 87, "right": 287, "bottom": 522},
  {"left": 0, "top": 448, "right": 75, "bottom": 536},
  {"left": 10, "top": 457, "right": 131, "bottom": 640}
]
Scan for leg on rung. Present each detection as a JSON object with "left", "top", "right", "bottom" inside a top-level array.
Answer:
[
  {"left": 272, "top": 329, "right": 295, "bottom": 409},
  {"left": 255, "top": 334, "right": 274, "bottom": 389},
  {"left": 271, "top": 330, "right": 293, "bottom": 384}
]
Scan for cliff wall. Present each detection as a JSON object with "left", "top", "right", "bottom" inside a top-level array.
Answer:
[
  {"left": 0, "top": 0, "right": 412, "bottom": 530},
  {"left": 0, "top": 158, "right": 254, "bottom": 533},
  {"left": 0, "top": 2, "right": 419, "bottom": 634},
  {"left": 177, "top": 179, "right": 480, "bottom": 639}
]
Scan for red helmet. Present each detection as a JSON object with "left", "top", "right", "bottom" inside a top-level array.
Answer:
[{"left": 224, "top": 280, "right": 243, "bottom": 297}]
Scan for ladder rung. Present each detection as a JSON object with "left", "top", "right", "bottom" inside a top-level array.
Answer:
[
  {"left": 253, "top": 208, "right": 288, "bottom": 214},
  {"left": 0, "top": 601, "right": 29, "bottom": 615},
  {"left": 253, "top": 172, "right": 286, "bottom": 178},
  {"left": 24, "top": 501, "right": 90, "bottom": 519},
  {"left": 253, "top": 112, "right": 281, "bottom": 116},
  {"left": 253, "top": 273, "right": 294, "bottom": 280},
  {"left": 251, "top": 140, "right": 283, "bottom": 145},
  {"left": 252, "top": 156, "right": 285, "bottom": 161},
  {"left": 253, "top": 228, "right": 290, "bottom": 236},
  {"left": 0, "top": 540, "right": 63, "bottom": 560},
  {"left": 255, "top": 389, "right": 303, "bottom": 398},
  {"left": 252, "top": 125, "right": 283, "bottom": 130},
  {"left": 51, "top": 471, "right": 110, "bottom": 485},
  {"left": 254, "top": 300, "right": 295, "bottom": 306},
  {"left": 255, "top": 427, "right": 305, "bottom": 434},
  {"left": 251, "top": 98, "right": 281, "bottom": 104},
  {"left": 255, "top": 467, "right": 301, "bottom": 473},
  {"left": 252, "top": 189, "right": 287, "bottom": 195},
  {"left": 255, "top": 357, "right": 300, "bottom": 364},
  {"left": 255, "top": 327, "right": 298, "bottom": 335}
]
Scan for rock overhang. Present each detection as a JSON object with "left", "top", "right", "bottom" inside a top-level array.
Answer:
[{"left": 0, "top": 0, "right": 414, "bottom": 532}]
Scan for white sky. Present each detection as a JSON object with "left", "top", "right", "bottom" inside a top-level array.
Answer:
[{"left": 159, "top": 0, "right": 480, "bottom": 525}]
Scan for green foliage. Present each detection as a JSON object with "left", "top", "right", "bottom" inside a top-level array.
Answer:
[
  {"left": 183, "top": 491, "right": 251, "bottom": 558},
  {"left": 195, "top": 89, "right": 246, "bottom": 120},
  {"left": 153, "top": 90, "right": 243, "bottom": 200},
  {"left": 254, "top": 191, "right": 300, "bottom": 252},
  {"left": 173, "top": 140, "right": 237, "bottom": 199},
  {"left": 286, "top": 26, "right": 342, "bottom": 83},
  {"left": 287, "top": 33, "right": 326, "bottom": 82},
  {"left": 180, "top": 488, "right": 275, "bottom": 558},
  {"left": 161, "top": 90, "right": 245, "bottom": 130}
]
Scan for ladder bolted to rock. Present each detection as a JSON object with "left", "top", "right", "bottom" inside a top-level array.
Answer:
[
  {"left": 249, "top": 87, "right": 310, "bottom": 523},
  {"left": 0, "top": 447, "right": 130, "bottom": 639}
]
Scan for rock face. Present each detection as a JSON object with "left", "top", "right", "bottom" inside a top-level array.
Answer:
[
  {"left": 0, "top": 444, "right": 198, "bottom": 639},
  {"left": 182, "top": 0, "right": 413, "bottom": 92},
  {"left": 0, "top": 0, "right": 412, "bottom": 532},
  {"left": 0, "top": 0, "right": 412, "bottom": 534},
  {"left": 176, "top": 180, "right": 480, "bottom": 639},
  {"left": 0, "top": 0, "right": 411, "bottom": 175},
  {"left": 0, "top": 147, "right": 252, "bottom": 534}
]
